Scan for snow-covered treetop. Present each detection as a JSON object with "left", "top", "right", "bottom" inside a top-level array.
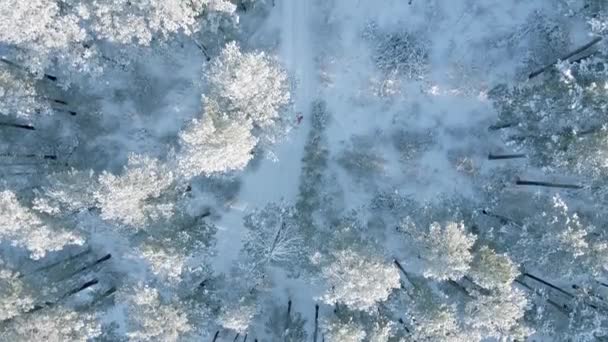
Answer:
[
  {"left": 205, "top": 41, "right": 290, "bottom": 129},
  {"left": 0, "top": 69, "right": 51, "bottom": 118},
  {"left": 405, "top": 220, "right": 477, "bottom": 281},
  {"left": 516, "top": 194, "right": 608, "bottom": 278},
  {"left": 0, "top": 306, "right": 101, "bottom": 342},
  {"left": 468, "top": 245, "right": 520, "bottom": 292},
  {"left": 0, "top": 190, "right": 85, "bottom": 259},
  {"left": 0, "top": 260, "right": 34, "bottom": 321},
  {"left": 319, "top": 249, "right": 400, "bottom": 312},
  {"left": 464, "top": 289, "right": 531, "bottom": 341},
  {"left": 408, "top": 304, "right": 467, "bottom": 342},
  {"left": 241, "top": 202, "right": 304, "bottom": 274},
  {"left": 139, "top": 243, "right": 187, "bottom": 284},
  {"left": 33, "top": 169, "right": 98, "bottom": 216},
  {"left": 95, "top": 154, "right": 175, "bottom": 228},
  {"left": 177, "top": 101, "right": 258, "bottom": 177},
  {"left": 0, "top": 0, "right": 91, "bottom": 76},
  {"left": 490, "top": 57, "right": 608, "bottom": 177},
  {"left": 217, "top": 301, "right": 257, "bottom": 333},
  {"left": 322, "top": 317, "right": 367, "bottom": 342},
  {"left": 75, "top": 0, "right": 236, "bottom": 46},
  {"left": 122, "top": 284, "right": 192, "bottom": 342}
]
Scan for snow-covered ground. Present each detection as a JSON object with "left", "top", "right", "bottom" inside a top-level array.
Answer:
[
  {"left": 212, "top": 0, "right": 316, "bottom": 272},
  {"left": 212, "top": 0, "right": 592, "bottom": 338}
]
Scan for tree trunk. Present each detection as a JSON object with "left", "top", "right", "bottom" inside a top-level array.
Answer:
[
  {"left": 233, "top": 333, "right": 240, "bottom": 342},
  {"left": 393, "top": 259, "right": 417, "bottom": 289},
  {"left": 313, "top": 304, "right": 319, "bottom": 342},
  {"left": 285, "top": 299, "right": 292, "bottom": 335},
  {"left": 523, "top": 273, "right": 574, "bottom": 298},
  {"left": 91, "top": 287, "right": 116, "bottom": 305},
  {"left": 19, "top": 248, "right": 92, "bottom": 278},
  {"left": 528, "top": 36, "right": 602, "bottom": 79},
  {"left": 488, "top": 153, "right": 526, "bottom": 160},
  {"left": 59, "top": 254, "right": 111, "bottom": 281},
  {"left": 480, "top": 209, "right": 521, "bottom": 227},
  {"left": 192, "top": 39, "right": 211, "bottom": 61},
  {"left": 489, "top": 122, "right": 516, "bottom": 130},
  {"left": 51, "top": 107, "right": 77, "bottom": 116},
  {"left": 0, "top": 153, "right": 56, "bottom": 160},
  {"left": 0, "top": 122, "right": 35, "bottom": 130},
  {"left": 515, "top": 178, "right": 583, "bottom": 189},
  {"left": 0, "top": 58, "right": 57, "bottom": 81},
  {"left": 212, "top": 331, "right": 220, "bottom": 342},
  {"left": 514, "top": 278, "right": 570, "bottom": 316},
  {"left": 448, "top": 280, "right": 473, "bottom": 298},
  {"left": 63, "top": 279, "right": 99, "bottom": 298}
]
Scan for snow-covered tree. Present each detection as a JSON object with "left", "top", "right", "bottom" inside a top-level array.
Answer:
[
  {"left": 405, "top": 220, "right": 476, "bottom": 281},
  {"left": 78, "top": 0, "right": 237, "bottom": 46},
  {"left": 368, "top": 321, "right": 395, "bottom": 342},
  {"left": 468, "top": 246, "right": 520, "bottom": 292},
  {"left": 138, "top": 243, "right": 187, "bottom": 284},
  {"left": 0, "top": 69, "right": 51, "bottom": 118},
  {"left": 407, "top": 303, "right": 467, "bottom": 342},
  {"left": 177, "top": 101, "right": 257, "bottom": 177},
  {"left": 241, "top": 202, "right": 304, "bottom": 277},
  {"left": 501, "top": 193, "right": 608, "bottom": 278},
  {"left": 322, "top": 317, "right": 367, "bottom": 342},
  {"left": 95, "top": 154, "right": 175, "bottom": 228},
  {"left": 122, "top": 284, "right": 191, "bottom": 342},
  {"left": 217, "top": 302, "right": 257, "bottom": 334},
  {"left": 0, "top": 0, "right": 95, "bottom": 78},
  {"left": 319, "top": 249, "right": 400, "bottom": 312},
  {"left": 264, "top": 300, "right": 308, "bottom": 342},
  {"left": 33, "top": 169, "right": 98, "bottom": 216},
  {"left": 464, "top": 289, "right": 531, "bottom": 341},
  {"left": 0, "top": 261, "right": 34, "bottom": 321},
  {"left": 490, "top": 57, "right": 608, "bottom": 178},
  {"left": 0, "top": 190, "right": 84, "bottom": 259},
  {"left": 205, "top": 41, "right": 290, "bottom": 130},
  {"left": 0, "top": 306, "right": 101, "bottom": 342},
  {"left": 364, "top": 21, "right": 429, "bottom": 80}
]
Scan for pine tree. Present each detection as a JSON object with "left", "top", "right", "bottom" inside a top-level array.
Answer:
[
  {"left": 319, "top": 249, "right": 400, "bottom": 312},
  {"left": 95, "top": 154, "right": 175, "bottom": 228}
]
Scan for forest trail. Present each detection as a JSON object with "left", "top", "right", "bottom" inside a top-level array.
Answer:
[{"left": 211, "top": 0, "right": 316, "bottom": 272}]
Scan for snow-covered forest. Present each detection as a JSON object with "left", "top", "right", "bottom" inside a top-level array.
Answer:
[{"left": 2, "top": 0, "right": 608, "bottom": 340}]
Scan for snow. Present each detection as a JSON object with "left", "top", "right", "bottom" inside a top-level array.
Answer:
[
  {"left": 211, "top": 0, "right": 592, "bottom": 338},
  {"left": 2, "top": 0, "right": 600, "bottom": 340},
  {"left": 211, "top": 0, "right": 315, "bottom": 272}
]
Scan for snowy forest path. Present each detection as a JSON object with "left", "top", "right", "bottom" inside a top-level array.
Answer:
[{"left": 211, "top": 0, "right": 317, "bottom": 274}]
